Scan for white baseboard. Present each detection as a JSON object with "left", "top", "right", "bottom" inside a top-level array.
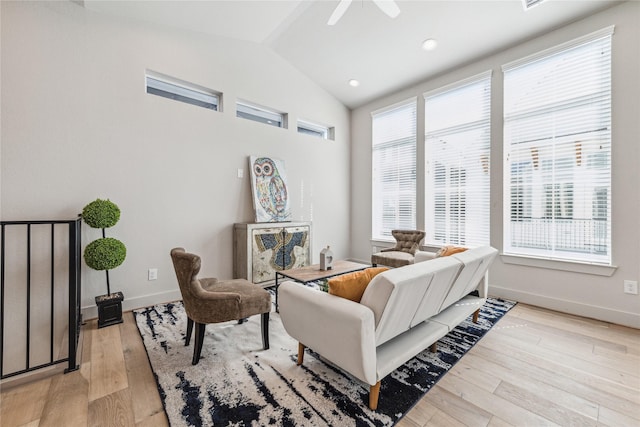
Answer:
[
  {"left": 489, "top": 285, "right": 640, "bottom": 329},
  {"left": 82, "top": 289, "right": 182, "bottom": 320}
]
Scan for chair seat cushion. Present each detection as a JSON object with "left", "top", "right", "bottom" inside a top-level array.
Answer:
[
  {"left": 371, "top": 251, "right": 415, "bottom": 268},
  {"left": 213, "top": 279, "right": 271, "bottom": 318},
  {"left": 194, "top": 278, "right": 271, "bottom": 323}
]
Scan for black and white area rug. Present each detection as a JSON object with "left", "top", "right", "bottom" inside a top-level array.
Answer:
[{"left": 134, "top": 297, "right": 515, "bottom": 427}]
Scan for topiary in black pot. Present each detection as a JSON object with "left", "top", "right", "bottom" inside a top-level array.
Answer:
[{"left": 82, "top": 198, "right": 127, "bottom": 328}]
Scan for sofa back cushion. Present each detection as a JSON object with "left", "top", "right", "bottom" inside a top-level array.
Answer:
[
  {"left": 360, "top": 256, "right": 462, "bottom": 346},
  {"left": 408, "top": 259, "right": 464, "bottom": 328},
  {"left": 438, "top": 246, "right": 498, "bottom": 312}
]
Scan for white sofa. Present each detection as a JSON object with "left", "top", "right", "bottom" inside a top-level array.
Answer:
[{"left": 278, "top": 246, "right": 498, "bottom": 410}]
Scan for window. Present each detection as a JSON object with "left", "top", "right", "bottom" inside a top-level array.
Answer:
[
  {"left": 511, "top": 161, "right": 533, "bottom": 221},
  {"left": 297, "top": 119, "right": 334, "bottom": 140},
  {"left": 236, "top": 100, "right": 287, "bottom": 128},
  {"left": 503, "top": 27, "right": 613, "bottom": 264},
  {"left": 145, "top": 70, "right": 219, "bottom": 111},
  {"left": 424, "top": 72, "right": 491, "bottom": 247},
  {"left": 371, "top": 99, "right": 417, "bottom": 241}
]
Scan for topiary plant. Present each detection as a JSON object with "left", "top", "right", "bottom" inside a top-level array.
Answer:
[
  {"left": 82, "top": 198, "right": 126, "bottom": 296},
  {"left": 82, "top": 199, "right": 120, "bottom": 229},
  {"left": 84, "top": 237, "right": 126, "bottom": 271}
]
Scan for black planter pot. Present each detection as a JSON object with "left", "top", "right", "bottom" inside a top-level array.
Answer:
[{"left": 95, "top": 291, "right": 124, "bottom": 328}]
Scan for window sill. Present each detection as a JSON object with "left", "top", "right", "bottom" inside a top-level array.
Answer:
[{"left": 500, "top": 254, "right": 617, "bottom": 277}]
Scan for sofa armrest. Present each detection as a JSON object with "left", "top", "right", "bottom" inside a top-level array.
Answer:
[
  {"left": 414, "top": 250, "right": 436, "bottom": 263},
  {"left": 278, "top": 281, "right": 378, "bottom": 385}
]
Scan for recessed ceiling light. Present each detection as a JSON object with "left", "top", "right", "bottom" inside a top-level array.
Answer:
[
  {"left": 348, "top": 79, "right": 360, "bottom": 87},
  {"left": 421, "top": 38, "right": 438, "bottom": 51}
]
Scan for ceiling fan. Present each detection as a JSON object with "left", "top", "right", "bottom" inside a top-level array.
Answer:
[{"left": 327, "top": 0, "right": 401, "bottom": 26}]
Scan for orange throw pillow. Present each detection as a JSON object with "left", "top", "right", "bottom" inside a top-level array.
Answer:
[
  {"left": 328, "top": 267, "right": 388, "bottom": 302},
  {"left": 436, "top": 245, "right": 468, "bottom": 257}
]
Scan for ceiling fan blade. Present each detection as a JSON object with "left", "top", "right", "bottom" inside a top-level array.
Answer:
[
  {"left": 372, "top": 0, "right": 400, "bottom": 19},
  {"left": 328, "top": 0, "right": 353, "bottom": 26}
]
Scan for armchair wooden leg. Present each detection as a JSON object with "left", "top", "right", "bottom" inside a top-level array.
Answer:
[
  {"left": 185, "top": 317, "right": 194, "bottom": 346},
  {"left": 369, "top": 381, "right": 381, "bottom": 410},
  {"left": 472, "top": 308, "right": 480, "bottom": 324},
  {"left": 261, "top": 312, "right": 270, "bottom": 350},
  {"left": 297, "top": 343, "right": 305, "bottom": 366},
  {"left": 192, "top": 322, "right": 206, "bottom": 365},
  {"left": 430, "top": 342, "right": 437, "bottom": 353}
]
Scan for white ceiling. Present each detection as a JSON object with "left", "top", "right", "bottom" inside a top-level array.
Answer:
[{"left": 83, "top": 0, "right": 622, "bottom": 109}]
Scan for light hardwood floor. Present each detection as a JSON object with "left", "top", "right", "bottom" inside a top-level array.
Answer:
[{"left": 1, "top": 304, "right": 639, "bottom": 426}]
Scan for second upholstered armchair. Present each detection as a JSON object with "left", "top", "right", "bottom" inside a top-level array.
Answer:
[
  {"left": 371, "top": 229, "right": 426, "bottom": 268},
  {"left": 170, "top": 248, "right": 272, "bottom": 365}
]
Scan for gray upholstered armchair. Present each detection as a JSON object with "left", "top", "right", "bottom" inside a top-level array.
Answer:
[
  {"left": 170, "top": 248, "right": 272, "bottom": 365},
  {"left": 371, "top": 229, "right": 426, "bottom": 268}
]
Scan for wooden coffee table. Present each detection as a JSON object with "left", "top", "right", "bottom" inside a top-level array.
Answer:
[{"left": 274, "top": 260, "right": 370, "bottom": 311}]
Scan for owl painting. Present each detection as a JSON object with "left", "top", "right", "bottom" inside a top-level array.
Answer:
[{"left": 250, "top": 156, "right": 292, "bottom": 222}]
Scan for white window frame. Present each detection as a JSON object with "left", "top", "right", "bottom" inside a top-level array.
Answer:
[
  {"left": 371, "top": 98, "right": 417, "bottom": 241},
  {"left": 297, "top": 119, "right": 334, "bottom": 140},
  {"left": 502, "top": 26, "right": 614, "bottom": 266},
  {"left": 424, "top": 71, "right": 492, "bottom": 248},
  {"left": 145, "top": 70, "right": 220, "bottom": 111},
  {"left": 236, "top": 100, "right": 287, "bottom": 128}
]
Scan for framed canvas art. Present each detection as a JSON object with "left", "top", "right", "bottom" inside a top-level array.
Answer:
[{"left": 249, "top": 156, "right": 292, "bottom": 222}]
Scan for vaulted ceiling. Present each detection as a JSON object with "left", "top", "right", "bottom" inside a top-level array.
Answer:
[{"left": 83, "top": 0, "right": 622, "bottom": 109}]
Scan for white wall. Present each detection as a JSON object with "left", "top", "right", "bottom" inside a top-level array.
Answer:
[
  {"left": 351, "top": 2, "right": 640, "bottom": 328},
  {"left": 1, "top": 1, "right": 351, "bottom": 318}
]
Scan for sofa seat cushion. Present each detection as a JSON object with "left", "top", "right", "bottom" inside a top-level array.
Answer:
[
  {"left": 328, "top": 267, "right": 388, "bottom": 302},
  {"left": 375, "top": 319, "right": 448, "bottom": 380},
  {"left": 430, "top": 295, "right": 485, "bottom": 331}
]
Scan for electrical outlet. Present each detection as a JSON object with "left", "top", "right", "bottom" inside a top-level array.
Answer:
[
  {"left": 623, "top": 280, "right": 638, "bottom": 295},
  {"left": 148, "top": 268, "right": 158, "bottom": 281},
  {"left": 237, "top": 168, "right": 244, "bottom": 178}
]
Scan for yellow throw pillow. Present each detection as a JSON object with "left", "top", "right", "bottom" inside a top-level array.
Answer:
[
  {"left": 436, "top": 245, "right": 468, "bottom": 257},
  {"left": 328, "top": 267, "right": 388, "bottom": 302},
  {"left": 365, "top": 267, "right": 389, "bottom": 282}
]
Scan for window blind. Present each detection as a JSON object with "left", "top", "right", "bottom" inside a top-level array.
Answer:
[
  {"left": 503, "top": 27, "right": 613, "bottom": 264},
  {"left": 372, "top": 98, "right": 417, "bottom": 241},
  {"left": 424, "top": 72, "right": 492, "bottom": 247}
]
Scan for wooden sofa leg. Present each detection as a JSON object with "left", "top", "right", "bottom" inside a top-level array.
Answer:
[
  {"left": 369, "top": 382, "right": 381, "bottom": 410},
  {"left": 430, "top": 342, "right": 437, "bottom": 353},
  {"left": 472, "top": 308, "right": 480, "bottom": 324},
  {"left": 297, "top": 343, "right": 305, "bottom": 365}
]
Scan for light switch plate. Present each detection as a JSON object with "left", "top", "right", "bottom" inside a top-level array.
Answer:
[{"left": 623, "top": 280, "right": 638, "bottom": 295}]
